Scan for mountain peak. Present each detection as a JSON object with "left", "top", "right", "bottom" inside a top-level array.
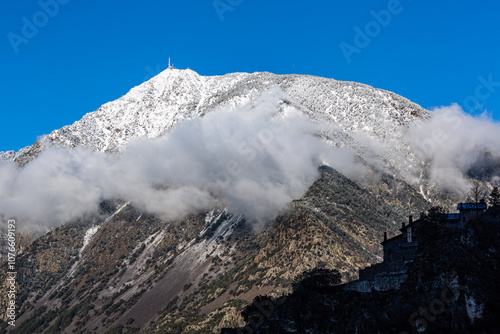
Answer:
[{"left": 1, "top": 71, "right": 427, "bottom": 175}]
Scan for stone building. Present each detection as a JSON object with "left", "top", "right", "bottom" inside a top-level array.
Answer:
[{"left": 344, "top": 202, "right": 488, "bottom": 292}]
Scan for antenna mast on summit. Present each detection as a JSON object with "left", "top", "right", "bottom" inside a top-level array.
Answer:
[{"left": 168, "top": 57, "right": 174, "bottom": 69}]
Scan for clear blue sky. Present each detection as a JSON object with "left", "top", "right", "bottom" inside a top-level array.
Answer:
[{"left": 1, "top": 0, "right": 499, "bottom": 152}]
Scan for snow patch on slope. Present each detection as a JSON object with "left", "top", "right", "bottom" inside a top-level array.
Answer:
[{"left": 68, "top": 202, "right": 130, "bottom": 277}]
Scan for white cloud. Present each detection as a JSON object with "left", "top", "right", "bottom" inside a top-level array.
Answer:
[
  {"left": 1, "top": 88, "right": 362, "bottom": 230},
  {"left": 408, "top": 104, "right": 500, "bottom": 193}
]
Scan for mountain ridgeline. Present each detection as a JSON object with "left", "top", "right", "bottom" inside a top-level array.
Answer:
[{"left": 1, "top": 69, "right": 427, "bottom": 174}]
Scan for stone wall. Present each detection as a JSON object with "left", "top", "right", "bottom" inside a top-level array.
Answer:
[{"left": 343, "top": 271, "right": 408, "bottom": 293}]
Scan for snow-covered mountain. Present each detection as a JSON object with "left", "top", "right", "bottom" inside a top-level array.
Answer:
[
  {"left": 1, "top": 68, "right": 428, "bottom": 181},
  {"left": 0, "top": 69, "right": 443, "bottom": 333}
]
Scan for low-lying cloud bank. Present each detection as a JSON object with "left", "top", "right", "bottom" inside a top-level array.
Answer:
[
  {"left": 0, "top": 88, "right": 359, "bottom": 230},
  {"left": 409, "top": 104, "right": 500, "bottom": 193},
  {"left": 3, "top": 89, "right": 499, "bottom": 231}
]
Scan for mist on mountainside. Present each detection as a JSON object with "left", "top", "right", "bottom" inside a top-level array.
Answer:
[
  {"left": 408, "top": 104, "right": 500, "bottom": 192},
  {"left": 0, "top": 89, "right": 366, "bottom": 230}
]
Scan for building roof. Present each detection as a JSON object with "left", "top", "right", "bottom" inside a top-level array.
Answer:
[
  {"left": 380, "top": 217, "right": 422, "bottom": 245},
  {"left": 381, "top": 233, "right": 402, "bottom": 245},
  {"left": 457, "top": 202, "right": 487, "bottom": 210},
  {"left": 446, "top": 213, "right": 460, "bottom": 220},
  {"left": 399, "top": 218, "right": 421, "bottom": 232}
]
